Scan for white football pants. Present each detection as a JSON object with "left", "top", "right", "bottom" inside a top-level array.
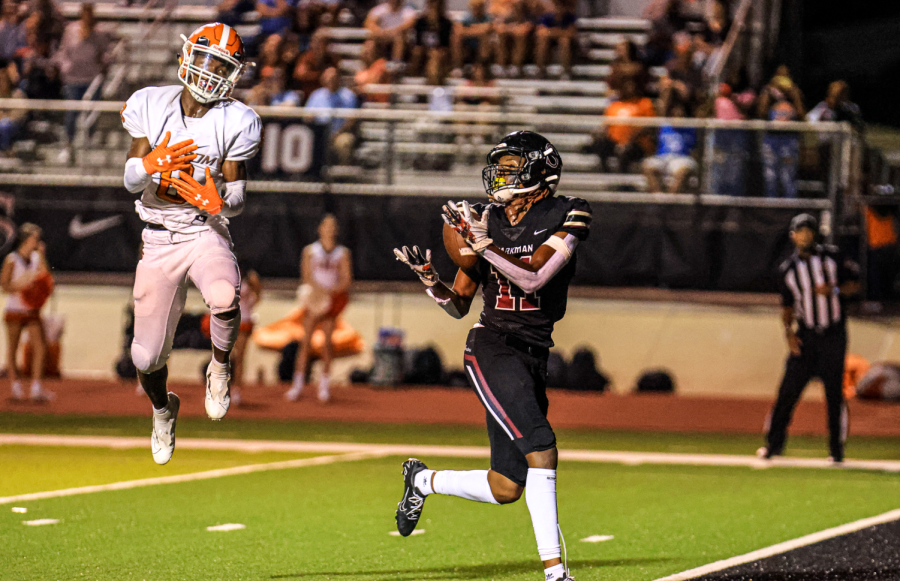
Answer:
[{"left": 131, "top": 228, "right": 241, "bottom": 374}]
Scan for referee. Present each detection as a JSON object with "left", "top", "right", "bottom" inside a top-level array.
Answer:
[{"left": 758, "top": 213, "right": 860, "bottom": 463}]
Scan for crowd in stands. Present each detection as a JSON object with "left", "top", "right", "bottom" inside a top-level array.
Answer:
[
  {"left": 0, "top": 0, "right": 110, "bottom": 157},
  {"left": 0, "top": 0, "right": 870, "bottom": 200}
]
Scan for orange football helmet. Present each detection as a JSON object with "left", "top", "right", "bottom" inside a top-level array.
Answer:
[{"left": 178, "top": 22, "right": 246, "bottom": 104}]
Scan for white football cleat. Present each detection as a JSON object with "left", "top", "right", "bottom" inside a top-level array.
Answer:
[
  {"left": 205, "top": 360, "right": 231, "bottom": 420},
  {"left": 11, "top": 381, "right": 24, "bottom": 401},
  {"left": 151, "top": 392, "right": 180, "bottom": 465}
]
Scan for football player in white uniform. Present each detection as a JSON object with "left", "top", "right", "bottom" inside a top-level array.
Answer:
[{"left": 121, "top": 22, "right": 261, "bottom": 465}]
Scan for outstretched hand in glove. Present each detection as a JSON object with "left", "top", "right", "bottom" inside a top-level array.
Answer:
[
  {"left": 393, "top": 245, "right": 440, "bottom": 287},
  {"left": 442, "top": 200, "right": 492, "bottom": 253}
]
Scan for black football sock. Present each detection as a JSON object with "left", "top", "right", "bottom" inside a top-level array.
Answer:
[{"left": 139, "top": 366, "right": 169, "bottom": 410}]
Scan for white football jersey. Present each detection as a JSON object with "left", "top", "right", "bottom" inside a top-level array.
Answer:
[{"left": 121, "top": 85, "right": 262, "bottom": 234}]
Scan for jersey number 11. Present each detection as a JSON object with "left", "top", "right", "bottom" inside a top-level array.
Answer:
[{"left": 492, "top": 258, "right": 541, "bottom": 312}]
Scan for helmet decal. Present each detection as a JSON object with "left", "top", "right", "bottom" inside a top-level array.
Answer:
[
  {"left": 482, "top": 131, "right": 563, "bottom": 204},
  {"left": 177, "top": 22, "right": 248, "bottom": 104}
]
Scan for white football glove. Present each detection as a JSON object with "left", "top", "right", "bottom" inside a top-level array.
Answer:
[
  {"left": 394, "top": 245, "right": 440, "bottom": 287},
  {"left": 442, "top": 200, "right": 492, "bottom": 254}
]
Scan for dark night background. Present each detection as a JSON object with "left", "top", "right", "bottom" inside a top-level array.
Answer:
[{"left": 775, "top": 0, "right": 900, "bottom": 127}]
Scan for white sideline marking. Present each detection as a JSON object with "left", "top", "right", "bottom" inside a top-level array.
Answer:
[
  {"left": 0, "top": 451, "right": 386, "bottom": 506},
  {"left": 3, "top": 434, "right": 900, "bottom": 473},
  {"left": 207, "top": 523, "right": 245, "bottom": 532},
  {"left": 581, "top": 535, "right": 614, "bottom": 543},
  {"left": 389, "top": 529, "right": 425, "bottom": 536},
  {"left": 11, "top": 507, "right": 27, "bottom": 513},
  {"left": 654, "top": 508, "right": 900, "bottom": 581},
  {"left": 22, "top": 519, "right": 59, "bottom": 526}
]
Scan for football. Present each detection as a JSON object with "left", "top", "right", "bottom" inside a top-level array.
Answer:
[{"left": 443, "top": 221, "right": 479, "bottom": 270}]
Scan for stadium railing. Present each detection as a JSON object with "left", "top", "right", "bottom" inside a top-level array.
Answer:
[{"left": 0, "top": 98, "right": 856, "bottom": 220}]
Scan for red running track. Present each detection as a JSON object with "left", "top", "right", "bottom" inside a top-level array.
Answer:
[{"left": 2, "top": 379, "right": 900, "bottom": 437}]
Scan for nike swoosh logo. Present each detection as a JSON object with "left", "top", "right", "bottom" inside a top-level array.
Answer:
[
  {"left": 69, "top": 215, "right": 125, "bottom": 240},
  {"left": 534, "top": 229, "right": 548, "bottom": 235}
]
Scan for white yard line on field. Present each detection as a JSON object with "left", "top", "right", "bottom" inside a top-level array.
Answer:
[
  {"left": 3, "top": 434, "right": 900, "bottom": 473},
  {"left": 0, "top": 450, "right": 387, "bottom": 505},
  {"left": 653, "top": 508, "right": 900, "bottom": 581}
]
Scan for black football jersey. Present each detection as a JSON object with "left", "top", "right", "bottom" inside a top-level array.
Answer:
[{"left": 470, "top": 195, "right": 592, "bottom": 347}]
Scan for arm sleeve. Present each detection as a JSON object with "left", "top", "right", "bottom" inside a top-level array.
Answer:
[
  {"left": 220, "top": 180, "right": 246, "bottom": 218},
  {"left": 481, "top": 233, "right": 579, "bottom": 294},
  {"left": 559, "top": 198, "right": 592, "bottom": 241},
  {"left": 121, "top": 89, "right": 149, "bottom": 138},
  {"left": 226, "top": 111, "right": 263, "bottom": 161},
  {"left": 124, "top": 156, "right": 152, "bottom": 194}
]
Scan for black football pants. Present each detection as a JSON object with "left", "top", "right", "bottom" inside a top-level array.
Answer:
[{"left": 766, "top": 327, "right": 848, "bottom": 459}]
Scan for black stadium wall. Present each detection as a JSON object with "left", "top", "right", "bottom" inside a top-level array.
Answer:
[{"left": 0, "top": 187, "right": 798, "bottom": 292}]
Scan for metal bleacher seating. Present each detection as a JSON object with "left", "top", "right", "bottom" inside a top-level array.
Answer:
[{"left": 9, "top": 4, "right": 664, "bottom": 193}]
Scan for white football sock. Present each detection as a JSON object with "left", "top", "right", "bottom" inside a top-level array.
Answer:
[
  {"left": 526, "top": 468, "right": 561, "bottom": 561},
  {"left": 414, "top": 469, "right": 435, "bottom": 496},
  {"left": 432, "top": 470, "right": 499, "bottom": 504},
  {"left": 544, "top": 563, "right": 565, "bottom": 581},
  {"left": 292, "top": 372, "right": 304, "bottom": 393},
  {"left": 29, "top": 380, "right": 42, "bottom": 397},
  {"left": 209, "top": 359, "right": 228, "bottom": 376}
]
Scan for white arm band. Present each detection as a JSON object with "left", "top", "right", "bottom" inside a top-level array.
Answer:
[
  {"left": 482, "top": 234, "right": 578, "bottom": 294},
  {"left": 124, "top": 157, "right": 151, "bottom": 193},
  {"left": 426, "top": 287, "right": 463, "bottom": 319},
  {"left": 220, "top": 180, "right": 246, "bottom": 218}
]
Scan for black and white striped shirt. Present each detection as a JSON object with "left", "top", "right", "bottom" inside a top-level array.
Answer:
[{"left": 779, "top": 245, "right": 858, "bottom": 331}]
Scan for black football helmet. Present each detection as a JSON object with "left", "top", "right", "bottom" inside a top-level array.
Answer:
[{"left": 482, "top": 131, "right": 563, "bottom": 204}]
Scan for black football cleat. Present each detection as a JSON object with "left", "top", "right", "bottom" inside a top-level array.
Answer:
[{"left": 396, "top": 458, "right": 428, "bottom": 537}]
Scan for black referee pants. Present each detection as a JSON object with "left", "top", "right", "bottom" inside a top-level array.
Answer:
[{"left": 766, "top": 327, "right": 848, "bottom": 460}]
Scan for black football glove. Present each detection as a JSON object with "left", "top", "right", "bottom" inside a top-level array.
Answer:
[{"left": 394, "top": 245, "right": 440, "bottom": 287}]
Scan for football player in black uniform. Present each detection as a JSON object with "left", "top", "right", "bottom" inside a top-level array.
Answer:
[{"left": 393, "top": 131, "right": 591, "bottom": 581}]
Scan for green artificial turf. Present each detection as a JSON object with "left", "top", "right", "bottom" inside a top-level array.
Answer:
[
  {"left": 0, "top": 446, "right": 323, "bottom": 497},
  {"left": 3, "top": 412, "right": 900, "bottom": 460},
  {"left": 2, "top": 455, "right": 899, "bottom": 581}
]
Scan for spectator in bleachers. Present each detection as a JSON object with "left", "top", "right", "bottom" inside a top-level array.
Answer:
[
  {"left": 217, "top": 0, "right": 256, "bottom": 27},
  {"left": 661, "top": 31, "right": 701, "bottom": 114},
  {"left": 257, "top": 0, "right": 299, "bottom": 38},
  {"left": 585, "top": 77, "right": 656, "bottom": 173},
  {"left": 53, "top": 3, "right": 109, "bottom": 154},
  {"left": 247, "top": 69, "right": 301, "bottom": 106},
  {"left": 293, "top": 30, "right": 339, "bottom": 103},
  {"left": 608, "top": 39, "right": 649, "bottom": 99},
  {"left": 460, "top": 61, "right": 496, "bottom": 106},
  {"left": 306, "top": 67, "right": 358, "bottom": 164},
  {"left": 0, "top": 1, "right": 26, "bottom": 62},
  {"left": 0, "top": 65, "right": 25, "bottom": 155},
  {"left": 492, "top": 0, "right": 532, "bottom": 78},
  {"left": 757, "top": 65, "right": 805, "bottom": 198},
  {"left": 642, "top": 99, "right": 697, "bottom": 193},
  {"left": 293, "top": 3, "right": 321, "bottom": 53},
  {"left": 642, "top": 0, "right": 685, "bottom": 67},
  {"left": 18, "top": 23, "right": 60, "bottom": 100},
  {"left": 256, "top": 32, "right": 287, "bottom": 80},
  {"left": 709, "top": 79, "right": 755, "bottom": 196},
  {"left": 450, "top": 0, "right": 492, "bottom": 75},
  {"left": 534, "top": 0, "right": 575, "bottom": 79},
  {"left": 364, "top": 0, "right": 416, "bottom": 65},
  {"left": 410, "top": 0, "right": 452, "bottom": 78},
  {"left": 807, "top": 80, "right": 864, "bottom": 132},
  {"left": 354, "top": 38, "right": 390, "bottom": 103},
  {"left": 27, "top": 0, "right": 64, "bottom": 46}
]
